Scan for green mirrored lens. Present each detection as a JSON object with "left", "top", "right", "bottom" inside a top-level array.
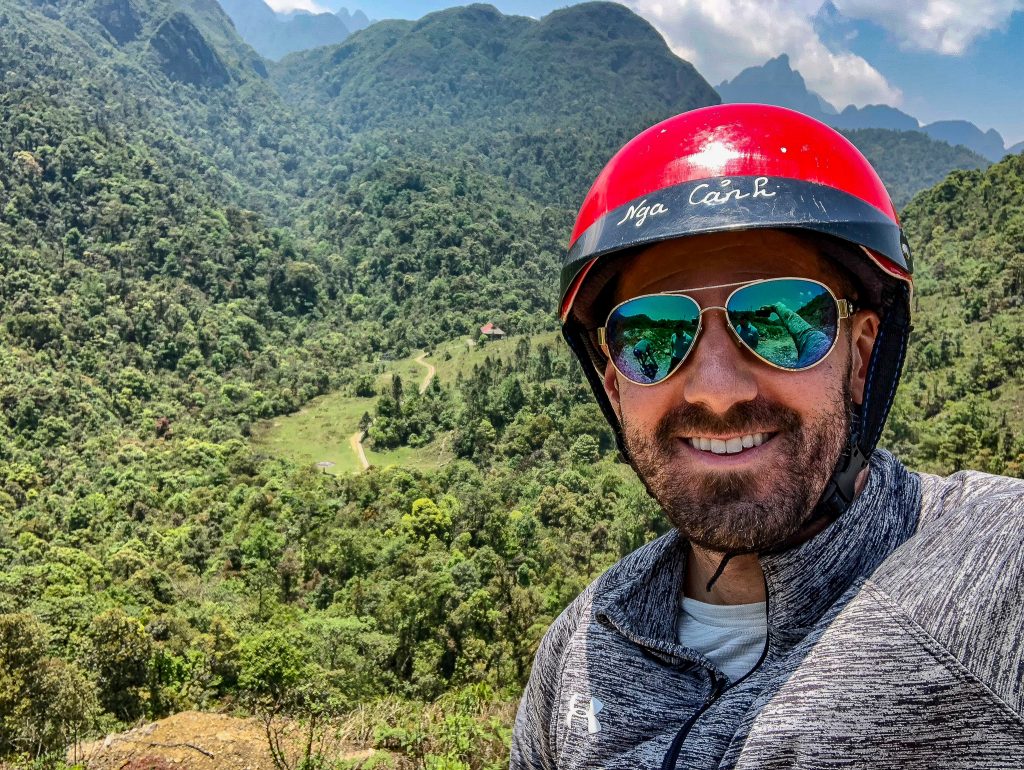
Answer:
[
  {"left": 727, "top": 279, "right": 839, "bottom": 369},
  {"left": 606, "top": 295, "right": 701, "bottom": 384}
]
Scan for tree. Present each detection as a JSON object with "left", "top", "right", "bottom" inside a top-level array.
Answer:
[
  {"left": 402, "top": 497, "right": 454, "bottom": 544},
  {"left": 86, "top": 609, "right": 151, "bottom": 720},
  {"left": 238, "top": 629, "right": 343, "bottom": 770},
  {"left": 391, "top": 373, "right": 405, "bottom": 406},
  {"left": 0, "top": 613, "right": 98, "bottom": 758}
]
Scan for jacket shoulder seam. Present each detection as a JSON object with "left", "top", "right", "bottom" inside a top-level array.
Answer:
[{"left": 862, "top": 579, "right": 1024, "bottom": 729}]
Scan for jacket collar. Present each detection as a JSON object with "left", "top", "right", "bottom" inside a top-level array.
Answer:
[{"left": 593, "top": 449, "right": 921, "bottom": 664}]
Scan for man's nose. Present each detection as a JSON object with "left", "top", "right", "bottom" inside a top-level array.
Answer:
[{"left": 677, "top": 310, "right": 758, "bottom": 413}]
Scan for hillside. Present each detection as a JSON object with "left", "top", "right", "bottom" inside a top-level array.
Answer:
[
  {"left": 840, "top": 128, "right": 989, "bottom": 208},
  {"left": 0, "top": 0, "right": 334, "bottom": 223},
  {"left": 883, "top": 151, "right": 1024, "bottom": 475},
  {"left": 270, "top": 2, "right": 720, "bottom": 206},
  {"left": 272, "top": 2, "right": 718, "bottom": 132}
]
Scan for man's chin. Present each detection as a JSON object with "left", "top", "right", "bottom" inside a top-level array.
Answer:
[
  {"left": 644, "top": 456, "right": 828, "bottom": 552},
  {"left": 665, "top": 498, "right": 809, "bottom": 553}
]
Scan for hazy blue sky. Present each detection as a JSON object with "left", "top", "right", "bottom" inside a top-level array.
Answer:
[{"left": 270, "top": 0, "right": 1024, "bottom": 146}]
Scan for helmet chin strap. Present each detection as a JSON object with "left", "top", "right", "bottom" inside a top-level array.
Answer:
[{"left": 703, "top": 425, "right": 869, "bottom": 592}]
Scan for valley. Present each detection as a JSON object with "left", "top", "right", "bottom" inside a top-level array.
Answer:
[{"left": 0, "top": 0, "right": 1021, "bottom": 767}]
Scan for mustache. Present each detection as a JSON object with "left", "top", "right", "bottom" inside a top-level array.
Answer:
[{"left": 653, "top": 395, "right": 802, "bottom": 449}]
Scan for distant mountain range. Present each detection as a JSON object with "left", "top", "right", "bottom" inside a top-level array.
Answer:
[
  {"left": 717, "top": 55, "right": 1018, "bottom": 162},
  {"left": 216, "top": 0, "right": 371, "bottom": 60}
]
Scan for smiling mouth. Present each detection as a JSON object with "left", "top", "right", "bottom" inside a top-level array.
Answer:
[{"left": 685, "top": 432, "right": 777, "bottom": 455}]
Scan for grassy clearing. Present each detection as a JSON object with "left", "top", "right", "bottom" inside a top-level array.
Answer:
[
  {"left": 433, "top": 331, "right": 562, "bottom": 387},
  {"left": 250, "top": 390, "right": 376, "bottom": 475},
  {"left": 252, "top": 333, "right": 561, "bottom": 474}
]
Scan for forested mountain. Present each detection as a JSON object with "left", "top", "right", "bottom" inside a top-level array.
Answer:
[
  {"left": 1, "top": 0, "right": 1022, "bottom": 766},
  {"left": 272, "top": 2, "right": 721, "bottom": 207},
  {"left": 884, "top": 152, "right": 1024, "bottom": 477},
  {"left": 273, "top": 2, "right": 718, "bottom": 132},
  {"left": 0, "top": 0, "right": 336, "bottom": 223},
  {"left": 839, "top": 129, "right": 988, "bottom": 208}
]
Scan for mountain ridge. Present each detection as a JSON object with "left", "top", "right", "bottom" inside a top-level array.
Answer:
[
  {"left": 217, "top": 0, "right": 353, "bottom": 60},
  {"left": 718, "top": 55, "right": 1013, "bottom": 161}
]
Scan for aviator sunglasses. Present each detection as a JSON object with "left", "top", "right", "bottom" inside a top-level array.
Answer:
[{"left": 597, "top": 277, "right": 854, "bottom": 386}]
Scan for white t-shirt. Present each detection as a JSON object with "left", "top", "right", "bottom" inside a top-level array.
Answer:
[{"left": 677, "top": 597, "right": 767, "bottom": 681}]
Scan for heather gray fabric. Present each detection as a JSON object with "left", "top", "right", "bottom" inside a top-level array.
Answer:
[{"left": 511, "top": 450, "right": 1024, "bottom": 769}]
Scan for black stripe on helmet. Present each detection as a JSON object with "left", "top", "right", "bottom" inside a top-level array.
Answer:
[{"left": 561, "top": 176, "right": 910, "bottom": 306}]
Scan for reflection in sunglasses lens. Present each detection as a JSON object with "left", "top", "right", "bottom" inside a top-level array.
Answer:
[
  {"left": 605, "top": 280, "right": 841, "bottom": 384},
  {"left": 727, "top": 279, "right": 838, "bottom": 369},
  {"left": 607, "top": 295, "right": 701, "bottom": 384}
]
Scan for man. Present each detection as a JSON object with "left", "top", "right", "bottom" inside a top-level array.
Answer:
[
  {"left": 511, "top": 105, "right": 1024, "bottom": 769},
  {"left": 734, "top": 317, "right": 759, "bottom": 352}
]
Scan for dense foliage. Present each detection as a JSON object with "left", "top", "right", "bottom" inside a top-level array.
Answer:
[
  {"left": 884, "top": 153, "right": 1024, "bottom": 475},
  {"left": 0, "top": 0, "right": 1022, "bottom": 766},
  {"left": 840, "top": 128, "right": 989, "bottom": 208}
]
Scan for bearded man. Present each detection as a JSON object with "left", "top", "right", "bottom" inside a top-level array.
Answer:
[{"left": 510, "top": 105, "right": 1024, "bottom": 769}]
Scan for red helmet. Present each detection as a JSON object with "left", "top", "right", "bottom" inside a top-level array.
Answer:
[{"left": 560, "top": 104, "right": 914, "bottom": 540}]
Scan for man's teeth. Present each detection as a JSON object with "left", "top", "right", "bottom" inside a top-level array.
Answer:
[{"left": 688, "top": 433, "right": 768, "bottom": 454}]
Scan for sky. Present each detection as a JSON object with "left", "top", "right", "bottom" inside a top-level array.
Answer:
[{"left": 264, "top": 0, "right": 1024, "bottom": 146}]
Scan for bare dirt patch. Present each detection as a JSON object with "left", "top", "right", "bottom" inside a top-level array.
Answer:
[{"left": 71, "top": 711, "right": 377, "bottom": 770}]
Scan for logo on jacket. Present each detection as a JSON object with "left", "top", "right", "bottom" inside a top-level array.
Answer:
[{"left": 565, "top": 693, "right": 603, "bottom": 734}]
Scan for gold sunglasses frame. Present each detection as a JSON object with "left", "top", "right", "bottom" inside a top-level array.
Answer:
[{"left": 596, "top": 276, "right": 854, "bottom": 386}]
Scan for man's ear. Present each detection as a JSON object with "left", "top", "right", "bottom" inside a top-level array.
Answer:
[
  {"left": 850, "top": 309, "right": 880, "bottom": 405},
  {"left": 602, "top": 359, "right": 623, "bottom": 422}
]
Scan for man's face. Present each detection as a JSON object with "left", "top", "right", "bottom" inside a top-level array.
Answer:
[{"left": 601, "top": 230, "right": 879, "bottom": 553}]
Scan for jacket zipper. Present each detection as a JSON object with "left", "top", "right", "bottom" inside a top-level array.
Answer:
[
  {"left": 657, "top": 675, "right": 725, "bottom": 770},
  {"left": 658, "top": 574, "right": 772, "bottom": 770}
]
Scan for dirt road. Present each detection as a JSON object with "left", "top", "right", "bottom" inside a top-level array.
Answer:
[
  {"left": 349, "top": 431, "right": 369, "bottom": 470},
  {"left": 415, "top": 351, "right": 436, "bottom": 393}
]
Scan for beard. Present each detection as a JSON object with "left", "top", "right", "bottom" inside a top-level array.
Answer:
[{"left": 621, "top": 374, "right": 852, "bottom": 554}]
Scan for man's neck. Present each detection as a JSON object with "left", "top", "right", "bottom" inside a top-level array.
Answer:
[
  {"left": 683, "top": 547, "right": 765, "bottom": 605},
  {"left": 682, "top": 467, "right": 873, "bottom": 605}
]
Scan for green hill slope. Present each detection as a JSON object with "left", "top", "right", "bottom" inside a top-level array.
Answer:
[
  {"left": 271, "top": 2, "right": 720, "bottom": 207},
  {"left": 841, "top": 128, "right": 989, "bottom": 208},
  {"left": 883, "top": 152, "right": 1024, "bottom": 474},
  {"left": 272, "top": 2, "right": 718, "bottom": 133}
]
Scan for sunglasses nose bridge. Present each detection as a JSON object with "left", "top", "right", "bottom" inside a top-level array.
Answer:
[{"left": 697, "top": 305, "right": 729, "bottom": 317}]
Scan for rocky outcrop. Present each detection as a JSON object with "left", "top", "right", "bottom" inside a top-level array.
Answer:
[
  {"left": 92, "top": 0, "right": 143, "bottom": 45},
  {"left": 149, "top": 12, "right": 231, "bottom": 88}
]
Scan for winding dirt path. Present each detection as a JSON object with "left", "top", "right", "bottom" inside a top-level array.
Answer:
[
  {"left": 349, "top": 431, "right": 369, "bottom": 470},
  {"left": 415, "top": 351, "right": 436, "bottom": 394}
]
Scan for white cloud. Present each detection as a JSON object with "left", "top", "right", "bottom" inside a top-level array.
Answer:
[
  {"left": 264, "top": 0, "right": 333, "bottom": 13},
  {"left": 833, "top": 0, "right": 1024, "bottom": 54},
  {"left": 623, "top": 0, "right": 901, "bottom": 108}
]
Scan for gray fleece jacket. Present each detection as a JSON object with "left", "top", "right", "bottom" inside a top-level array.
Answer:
[{"left": 511, "top": 450, "right": 1024, "bottom": 769}]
